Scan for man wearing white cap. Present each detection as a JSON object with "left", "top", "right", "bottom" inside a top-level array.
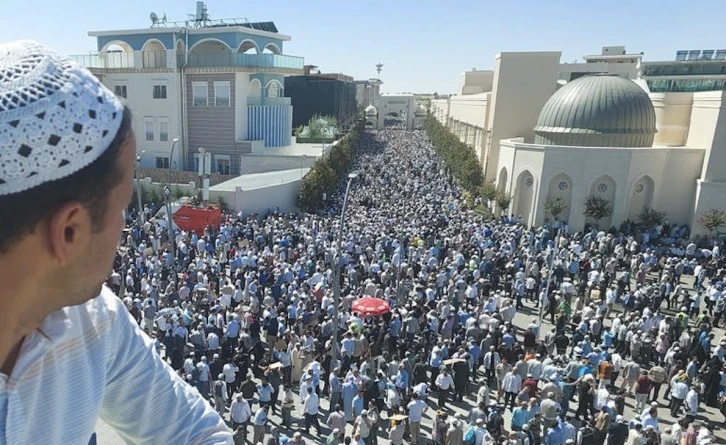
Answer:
[{"left": 0, "top": 41, "right": 231, "bottom": 443}]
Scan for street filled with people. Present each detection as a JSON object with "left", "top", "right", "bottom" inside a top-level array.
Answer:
[{"left": 111, "top": 127, "right": 726, "bottom": 445}]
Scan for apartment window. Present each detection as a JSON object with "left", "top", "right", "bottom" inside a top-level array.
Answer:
[
  {"left": 144, "top": 120, "right": 154, "bottom": 141},
  {"left": 114, "top": 84, "right": 127, "bottom": 98},
  {"left": 159, "top": 121, "right": 169, "bottom": 141},
  {"left": 156, "top": 157, "right": 170, "bottom": 169},
  {"left": 214, "top": 81, "right": 231, "bottom": 107},
  {"left": 215, "top": 155, "right": 231, "bottom": 175},
  {"left": 192, "top": 82, "right": 208, "bottom": 106},
  {"left": 153, "top": 84, "right": 167, "bottom": 99}
]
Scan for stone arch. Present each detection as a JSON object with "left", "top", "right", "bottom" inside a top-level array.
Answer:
[
  {"left": 142, "top": 39, "right": 167, "bottom": 68},
  {"left": 189, "top": 38, "right": 232, "bottom": 54},
  {"left": 237, "top": 39, "right": 259, "bottom": 54},
  {"left": 497, "top": 167, "right": 508, "bottom": 193},
  {"left": 265, "top": 79, "right": 283, "bottom": 98},
  {"left": 175, "top": 39, "right": 185, "bottom": 53},
  {"left": 100, "top": 41, "right": 134, "bottom": 68},
  {"left": 248, "top": 79, "right": 262, "bottom": 98},
  {"left": 100, "top": 40, "right": 133, "bottom": 53},
  {"left": 588, "top": 174, "right": 617, "bottom": 229},
  {"left": 513, "top": 170, "right": 536, "bottom": 225},
  {"left": 262, "top": 43, "right": 281, "bottom": 54},
  {"left": 627, "top": 175, "right": 655, "bottom": 219},
  {"left": 546, "top": 173, "right": 573, "bottom": 224}
]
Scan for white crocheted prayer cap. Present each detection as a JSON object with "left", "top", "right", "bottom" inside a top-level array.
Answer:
[{"left": 0, "top": 40, "right": 124, "bottom": 196}]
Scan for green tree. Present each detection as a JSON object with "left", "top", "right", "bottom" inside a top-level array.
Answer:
[
  {"left": 479, "top": 180, "right": 498, "bottom": 204},
  {"left": 423, "top": 115, "right": 484, "bottom": 193},
  {"left": 638, "top": 206, "right": 666, "bottom": 230},
  {"left": 545, "top": 197, "right": 567, "bottom": 221},
  {"left": 216, "top": 195, "right": 230, "bottom": 213},
  {"left": 697, "top": 209, "right": 726, "bottom": 236},
  {"left": 583, "top": 195, "right": 613, "bottom": 227},
  {"left": 496, "top": 193, "right": 511, "bottom": 216}
]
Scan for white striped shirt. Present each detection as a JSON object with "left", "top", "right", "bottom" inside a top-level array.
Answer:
[{"left": 0, "top": 287, "right": 232, "bottom": 444}]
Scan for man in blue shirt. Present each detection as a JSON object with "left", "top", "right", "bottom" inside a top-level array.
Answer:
[
  {"left": 545, "top": 422, "right": 564, "bottom": 445},
  {"left": 395, "top": 365, "right": 409, "bottom": 389},
  {"left": 511, "top": 402, "right": 531, "bottom": 431}
]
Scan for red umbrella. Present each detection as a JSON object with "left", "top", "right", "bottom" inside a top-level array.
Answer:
[{"left": 352, "top": 297, "right": 391, "bottom": 316}]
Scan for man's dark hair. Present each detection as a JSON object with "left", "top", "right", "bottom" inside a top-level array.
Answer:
[{"left": 0, "top": 106, "right": 132, "bottom": 254}]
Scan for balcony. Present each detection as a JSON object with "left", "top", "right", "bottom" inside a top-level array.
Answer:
[
  {"left": 69, "top": 51, "right": 169, "bottom": 70},
  {"left": 185, "top": 53, "right": 304, "bottom": 70},
  {"left": 247, "top": 96, "right": 291, "bottom": 106},
  {"left": 69, "top": 50, "right": 304, "bottom": 72}
]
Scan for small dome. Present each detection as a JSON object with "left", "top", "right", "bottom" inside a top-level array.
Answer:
[
  {"left": 364, "top": 104, "right": 377, "bottom": 116},
  {"left": 534, "top": 75, "right": 657, "bottom": 148},
  {"left": 414, "top": 106, "right": 426, "bottom": 116}
]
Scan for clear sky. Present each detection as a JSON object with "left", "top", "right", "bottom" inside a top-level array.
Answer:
[{"left": 3, "top": 0, "right": 726, "bottom": 93}]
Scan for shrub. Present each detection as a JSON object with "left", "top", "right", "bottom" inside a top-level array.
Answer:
[{"left": 423, "top": 115, "right": 484, "bottom": 193}]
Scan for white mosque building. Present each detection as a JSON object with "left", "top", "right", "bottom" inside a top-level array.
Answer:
[{"left": 431, "top": 47, "right": 726, "bottom": 235}]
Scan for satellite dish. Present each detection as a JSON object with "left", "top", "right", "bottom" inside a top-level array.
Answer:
[
  {"left": 150, "top": 12, "right": 159, "bottom": 25},
  {"left": 161, "top": 13, "right": 167, "bottom": 23}
]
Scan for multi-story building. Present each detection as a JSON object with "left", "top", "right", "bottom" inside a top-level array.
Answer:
[
  {"left": 640, "top": 49, "right": 726, "bottom": 93},
  {"left": 354, "top": 79, "right": 383, "bottom": 109},
  {"left": 70, "top": 2, "right": 304, "bottom": 175},
  {"left": 558, "top": 46, "right": 642, "bottom": 82},
  {"left": 285, "top": 67, "right": 358, "bottom": 129}
]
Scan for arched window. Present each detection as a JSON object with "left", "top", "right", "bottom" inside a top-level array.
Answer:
[{"left": 267, "top": 81, "right": 281, "bottom": 98}]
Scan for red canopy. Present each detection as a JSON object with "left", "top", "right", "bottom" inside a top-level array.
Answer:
[{"left": 352, "top": 297, "right": 390, "bottom": 316}]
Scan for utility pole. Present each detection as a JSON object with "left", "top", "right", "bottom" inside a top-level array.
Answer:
[{"left": 331, "top": 171, "right": 360, "bottom": 368}]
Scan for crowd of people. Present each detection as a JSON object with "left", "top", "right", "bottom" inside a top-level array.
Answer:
[{"left": 111, "top": 128, "right": 726, "bottom": 445}]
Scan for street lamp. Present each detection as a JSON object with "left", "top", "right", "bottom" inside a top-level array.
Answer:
[
  {"left": 135, "top": 150, "right": 146, "bottom": 224},
  {"left": 331, "top": 170, "right": 360, "bottom": 367},
  {"left": 163, "top": 185, "right": 176, "bottom": 285},
  {"left": 165, "top": 138, "right": 180, "bottom": 273},
  {"left": 167, "top": 138, "right": 180, "bottom": 186}
]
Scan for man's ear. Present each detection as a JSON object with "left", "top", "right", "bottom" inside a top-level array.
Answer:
[{"left": 46, "top": 201, "right": 89, "bottom": 266}]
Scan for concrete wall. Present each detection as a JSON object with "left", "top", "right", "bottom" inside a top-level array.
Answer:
[
  {"left": 240, "top": 154, "right": 317, "bottom": 174},
  {"left": 210, "top": 180, "right": 302, "bottom": 215},
  {"left": 486, "top": 52, "right": 562, "bottom": 181},
  {"left": 447, "top": 93, "right": 489, "bottom": 128},
  {"left": 458, "top": 70, "right": 494, "bottom": 95},
  {"left": 650, "top": 92, "right": 693, "bottom": 146},
  {"left": 101, "top": 72, "right": 184, "bottom": 169},
  {"left": 688, "top": 91, "right": 726, "bottom": 182},
  {"left": 692, "top": 180, "right": 726, "bottom": 236},
  {"left": 501, "top": 140, "right": 705, "bottom": 230}
]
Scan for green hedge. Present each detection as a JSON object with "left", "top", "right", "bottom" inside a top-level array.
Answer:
[
  {"left": 298, "top": 119, "right": 365, "bottom": 212},
  {"left": 423, "top": 114, "right": 484, "bottom": 193}
]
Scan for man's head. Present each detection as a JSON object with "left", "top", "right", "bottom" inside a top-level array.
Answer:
[{"left": 0, "top": 41, "right": 133, "bottom": 311}]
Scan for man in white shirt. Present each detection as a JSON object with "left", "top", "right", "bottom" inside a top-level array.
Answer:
[
  {"left": 407, "top": 393, "right": 428, "bottom": 445},
  {"left": 223, "top": 360, "right": 239, "bottom": 394},
  {"left": 685, "top": 385, "right": 699, "bottom": 422},
  {"left": 0, "top": 41, "right": 230, "bottom": 444},
  {"left": 435, "top": 368, "right": 454, "bottom": 408},
  {"left": 230, "top": 394, "right": 251, "bottom": 432},
  {"left": 302, "top": 386, "right": 321, "bottom": 434}
]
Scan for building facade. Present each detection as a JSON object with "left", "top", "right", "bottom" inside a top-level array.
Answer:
[
  {"left": 431, "top": 46, "right": 726, "bottom": 235},
  {"left": 70, "top": 2, "right": 303, "bottom": 175},
  {"left": 285, "top": 73, "right": 358, "bottom": 128}
]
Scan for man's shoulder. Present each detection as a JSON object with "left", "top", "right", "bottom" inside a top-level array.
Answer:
[{"left": 57, "top": 286, "right": 126, "bottom": 339}]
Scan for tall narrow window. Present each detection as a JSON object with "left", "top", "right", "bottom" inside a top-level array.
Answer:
[
  {"left": 145, "top": 120, "right": 154, "bottom": 141},
  {"left": 159, "top": 121, "right": 169, "bottom": 141},
  {"left": 193, "top": 82, "right": 208, "bottom": 106},
  {"left": 214, "top": 81, "right": 231, "bottom": 107}
]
